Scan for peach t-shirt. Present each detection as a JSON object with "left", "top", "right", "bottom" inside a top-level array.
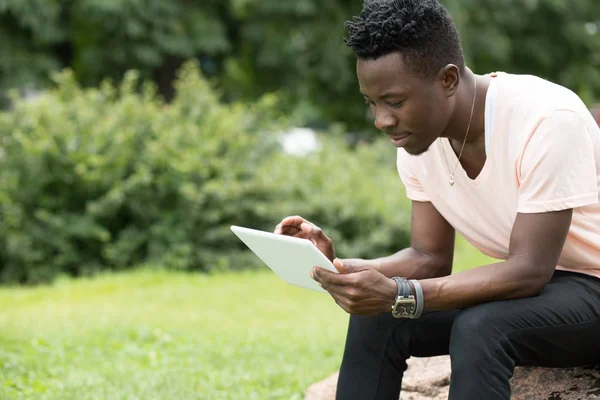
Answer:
[{"left": 397, "top": 72, "right": 600, "bottom": 279}]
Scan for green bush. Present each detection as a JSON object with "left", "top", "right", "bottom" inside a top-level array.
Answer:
[
  {"left": 257, "top": 136, "right": 411, "bottom": 259},
  {"left": 0, "top": 61, "right": 410, "bottom": 284}
]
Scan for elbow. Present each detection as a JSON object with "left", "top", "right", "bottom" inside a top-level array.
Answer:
[
  {"left": 516, "top": 265, "right": 554, "bottom": 298},
  {"left": 523, "top": 280, "right": 546, "bottom": 297},
  {"left": 410, "top": 247, "right": 452, "bottom": 279},
  {"left": 434, "top": 261, "right": 453, "bottom": 278},
  {"left": 429, "top": 256, "right": 453, "bottom": 278}
]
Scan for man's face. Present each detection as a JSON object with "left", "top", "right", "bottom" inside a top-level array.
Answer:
[{"left": 357, "top": 53, "right": 454, "bottom": 155}]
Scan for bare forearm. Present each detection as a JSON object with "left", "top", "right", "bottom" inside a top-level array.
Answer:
[
  {"left": 420, "top": 260, "right": 550, "bottom": 311},
  {"left": 371, "top": 247, "right": 452, "bottom": 280}
]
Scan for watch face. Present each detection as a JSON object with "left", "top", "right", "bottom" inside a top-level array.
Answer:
[{"left": 392, "top": 298, "right": 416, "bottom": 317}]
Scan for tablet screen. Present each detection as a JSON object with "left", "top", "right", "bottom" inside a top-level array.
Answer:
[{"left": 231, "top": 225, "right": 338, "bottom": 293}]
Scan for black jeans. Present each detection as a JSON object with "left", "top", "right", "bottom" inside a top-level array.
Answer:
[{"left": 336, "top": 270, "right": 600, "bottom": 400}]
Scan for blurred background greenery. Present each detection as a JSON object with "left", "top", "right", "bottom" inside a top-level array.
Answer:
[
  {"left": 0, "top": 1, "right": 599, "bottom": 399},
  {"left": 2, "top": 0, "right": 599, "bottom": 129},
  {"left": 0, "top": 0, "right": 598, "bottom": 284}
]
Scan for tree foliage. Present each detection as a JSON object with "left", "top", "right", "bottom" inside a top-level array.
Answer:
[
  {"left": 0, "top": 62, "right": 410, "bottom": 284},
  {"left": 1, "top": 0, "right": 599, "bottom": 129}
]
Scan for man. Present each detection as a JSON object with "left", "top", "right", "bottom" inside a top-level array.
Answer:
[{"left": 274, "top": 0, "right": 600, "bottom": 399}]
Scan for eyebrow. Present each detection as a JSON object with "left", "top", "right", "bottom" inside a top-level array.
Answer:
[{"left": 360, "top": 91, "right": 406, "bottom": 99}]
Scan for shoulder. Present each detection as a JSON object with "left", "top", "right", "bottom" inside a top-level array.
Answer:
[
  {"left": 495, "top": 72, "right": 591, "bottom": 117},
  {"left": 492, "top": 73, "right": 598, "bottom": 146}
]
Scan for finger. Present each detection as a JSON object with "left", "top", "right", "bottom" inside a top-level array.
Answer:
[
  {"left": 322, "top": 284, "right": 361, "bottom": 315},
  {"left": 312, "top": 278, "right": 349, "bottom": 306},
  {"left": 334, "top": 258, "right": 372, "bottom": 274},
  {"left": 320, "top": 283, "right": 379, "bottom": 316},
  {"left": 281, "top": 225, "right": 302, "bottom": 236},
  {"left": 333, "top": 258, "right": 350, "bottom": 274},
  {"left": 281, "top": 224, "right": 314, "bottom": 240},
  {"left": 336, "top": 258, "right": 370, "bottom": 269},
  {"left": 330, "top": 293, "right": 351, "bottom": 314},
  {"left": 310, "top": 272, "right": 358, "bottom": 313},
  {"left": 281, "top": 215, "right": 313, "bottom": 228},
  {"left": 278, "top": 217, "right": 313, "bottom": 238},
  {"left": 313, "top": 266, "right": 357, "bottom": 287},
  {"left": 300, "top": 222, "right": 323, "bottom": 247},
  {"left": 318, "top": 280, "right": 350, "bottom": 298},
  {"left": 274, "top": 223, "right": 301, "bottom": 236},
  {"left": 300, "top": 222, "right": 320, "bottom": 236}
]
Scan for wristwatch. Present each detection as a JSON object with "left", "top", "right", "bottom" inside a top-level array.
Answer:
[{"left": 391, "top": 277, "right": 417, "bottom": 318}]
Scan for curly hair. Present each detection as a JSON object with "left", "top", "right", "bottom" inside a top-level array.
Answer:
[{"left": 344, "top": 0, "right": 465, "bottom": 79}]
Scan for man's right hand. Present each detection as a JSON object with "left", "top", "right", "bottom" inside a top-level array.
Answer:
[{"left": 274, "top": 216, "right": 335, "bottom": 261}]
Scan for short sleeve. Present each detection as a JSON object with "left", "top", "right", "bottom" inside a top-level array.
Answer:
[
  {"left": 396, "top": 149, "right": 430, "bottom": 202},
  {"left": 517, "top": 110, "right": 599, "bottom": 213}
]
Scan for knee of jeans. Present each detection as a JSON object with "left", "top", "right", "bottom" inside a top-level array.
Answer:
[
  {"left": 450, "top": 305, "right": 504, "bottom": 349},
  {"left": 347, "top": 313, "right": 412, "bottom": 352}
]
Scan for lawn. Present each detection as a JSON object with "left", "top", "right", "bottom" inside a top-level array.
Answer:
[{"left": 0, "top": 236, "right": 494, "bottom": 400}]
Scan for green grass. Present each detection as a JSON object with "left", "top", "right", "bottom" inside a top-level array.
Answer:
[{"left": 0, "top": 237, "right": 495, "bottom": 400}]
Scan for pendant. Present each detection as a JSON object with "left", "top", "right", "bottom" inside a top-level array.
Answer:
[{"left": 449, "top": 175, "right": 455, "bottom": 186}]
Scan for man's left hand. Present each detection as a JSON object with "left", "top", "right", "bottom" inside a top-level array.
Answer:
[{"left": 311, "top": 259, "right": 398, "bottom": 315}]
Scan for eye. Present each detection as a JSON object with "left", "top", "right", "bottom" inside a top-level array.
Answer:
[
  {"left": 389, "top": 101, "right": 404, "bottom": 108},
  {"left": 364, "top": 99, "right": 375, "bottom": 106}
]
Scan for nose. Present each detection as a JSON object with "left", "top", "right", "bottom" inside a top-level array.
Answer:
[{"left": 373, "top": 110, "right": 398, "bottom": 131}]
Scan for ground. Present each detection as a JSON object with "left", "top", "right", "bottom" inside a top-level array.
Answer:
[
  {"left": 0, "top": 236, "right": 491, "bottom": 399},
  {"left": 0, "top": 269, "right": 348, "bottom": 399}
]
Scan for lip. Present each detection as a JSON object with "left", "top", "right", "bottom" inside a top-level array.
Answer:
[{"left": 388, "top": 133, "right": 411, "bottom": 147}]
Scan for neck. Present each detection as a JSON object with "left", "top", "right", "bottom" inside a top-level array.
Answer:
[{"left": 442, "top": 68, "right": 487, "bottom": 147}]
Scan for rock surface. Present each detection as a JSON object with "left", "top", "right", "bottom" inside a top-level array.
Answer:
[{"left": 304, "top": 355, "right": 600, "bottom": 400}]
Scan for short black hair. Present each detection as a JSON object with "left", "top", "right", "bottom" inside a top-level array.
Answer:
[{"left": 344, "top": 0, "right": 465, "bottom": 79}]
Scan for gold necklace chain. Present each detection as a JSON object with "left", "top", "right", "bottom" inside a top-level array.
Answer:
[{"left": 440, "top": 75, "right": 478, "bottom": 186}]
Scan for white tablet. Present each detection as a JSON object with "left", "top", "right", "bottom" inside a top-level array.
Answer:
[{"left": 230, "top": 225, "right": 338, "bottom": 294}]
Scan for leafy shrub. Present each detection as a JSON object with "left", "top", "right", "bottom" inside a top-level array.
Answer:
[
  {"left": 257, "top": 136, "right": 411, "bottom": 260},
  {"left": 0, "top": 61, "right": 276, "bottom": 283},
  {"left": 0, "top": 61, "right": 410, "bottom": 284}
]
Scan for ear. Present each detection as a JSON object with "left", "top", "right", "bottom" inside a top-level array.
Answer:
[{"left": 438, "top": 64, "right": 461, "bottom": 97}]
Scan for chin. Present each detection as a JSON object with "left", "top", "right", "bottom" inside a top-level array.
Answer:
[{"left": 404, "top": 142, "right": 431, "bottom": 156}]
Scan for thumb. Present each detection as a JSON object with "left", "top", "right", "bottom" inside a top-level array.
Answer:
[{"left": 333, "top": 258, "right": 358, "bottom": 274}]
